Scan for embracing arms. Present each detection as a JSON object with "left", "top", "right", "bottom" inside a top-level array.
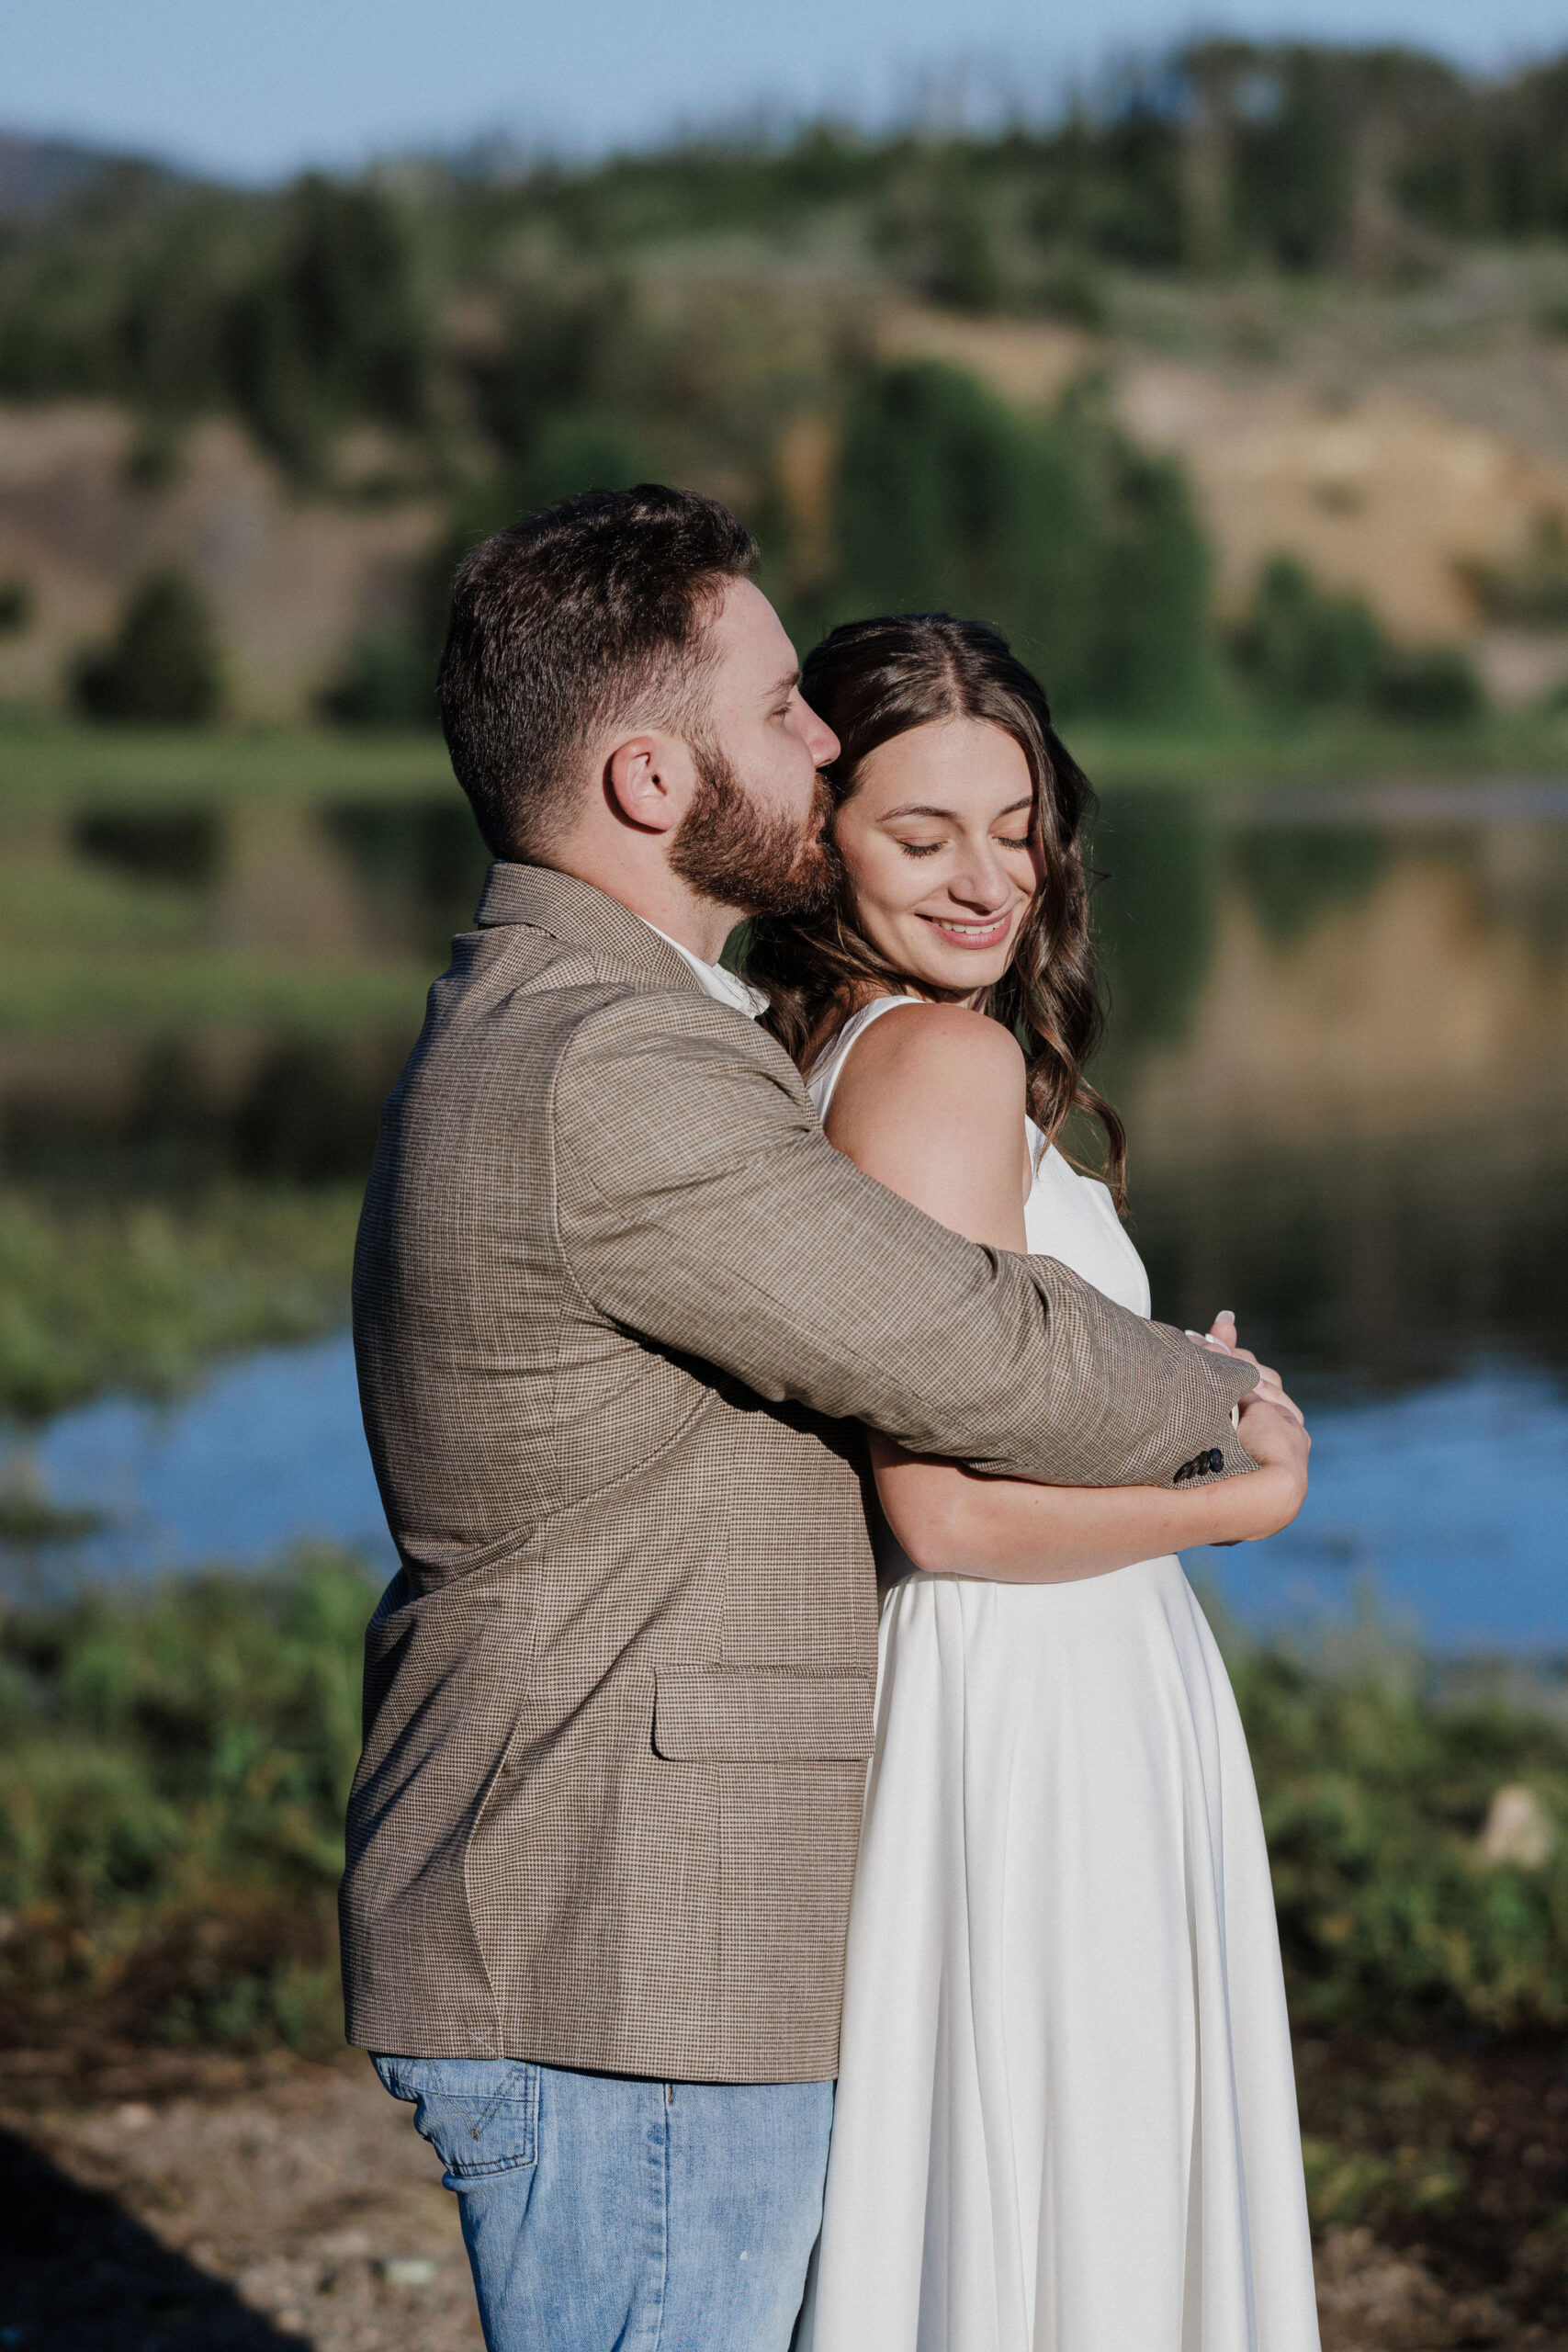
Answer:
[
  {"left": 550, "top": 989, "right": 1257, "bottom": 1490},
  {"left": 821, "top": 1001, "right": 1310, "bottom": 1580}
]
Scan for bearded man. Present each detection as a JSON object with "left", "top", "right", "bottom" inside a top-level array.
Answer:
[{"left": 344, "top": 485, "right": 1256, "bottom": 2352}]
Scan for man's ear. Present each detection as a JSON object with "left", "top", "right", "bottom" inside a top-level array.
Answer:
[{"left": 604, "top": 732, "right": 692, "bottom": 835}]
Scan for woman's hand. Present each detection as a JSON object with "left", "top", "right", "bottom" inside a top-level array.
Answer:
[
  {"left": 1188, "top": 1310, "right": 1305, "bottom": 1426},
  {"left": 1231, "top": 1394, "right": 1311, "bottom": 1536},
  {"left": 1183, "top": 1309, "right": 1311, "bottom": 1540}
]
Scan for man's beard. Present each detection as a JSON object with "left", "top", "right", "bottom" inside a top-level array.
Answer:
[{"left": 670, "top": 740, "right": 836, "bottom": 918}]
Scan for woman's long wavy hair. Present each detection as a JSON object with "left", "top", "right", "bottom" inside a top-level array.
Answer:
[{"left": 743, "top": 612, "right": 1127, "bottom": 1204}]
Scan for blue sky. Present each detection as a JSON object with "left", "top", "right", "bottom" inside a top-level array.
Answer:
[{"left": 11, "top": 0, "right": 1568, "bottom": 182}]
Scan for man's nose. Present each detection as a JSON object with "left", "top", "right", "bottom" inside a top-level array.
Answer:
[{"left": 799, "top": 698, "right": 839, "bottom": 768}]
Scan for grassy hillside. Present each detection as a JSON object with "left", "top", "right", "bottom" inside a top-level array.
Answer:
[{"left": 4, "top": 40, "right": 1568, "bottom": 726}]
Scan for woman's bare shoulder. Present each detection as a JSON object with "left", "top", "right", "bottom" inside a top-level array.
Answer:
[
  {"left": 824, "top": 1001, "right": 1029, "bottom": 1246},
  {"left": 831, "top": 1000, "right": 1023, "bottom": 1113}
]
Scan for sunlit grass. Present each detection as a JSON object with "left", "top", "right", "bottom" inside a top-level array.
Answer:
[
  {"left": 4, "top": 708, "right": 1566, "bottom": 821},
  {"left": 0, "top": 711, "right": 457, "bottom": 813}
]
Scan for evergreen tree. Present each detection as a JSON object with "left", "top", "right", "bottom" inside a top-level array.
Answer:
[
  {"left": 830, "top": 361, "right": 1211, "bottom": 718},
  {"left": 73, "top": 570, "right": 222, "bottom": 726}
]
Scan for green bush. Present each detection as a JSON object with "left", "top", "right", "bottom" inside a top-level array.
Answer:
[
  {"left": 0, "top": 573, "right": 33, "bottom": 635},
  {"left": 1371, "top": 643, "right": 1486, "bottom": 726},
  {"left": 72, "top": 569, "right": 222, "bottom": 727},
  {"left": 1461, "top": 512, "right": 1568, "bottom": 628},
  {"left": 0, "top": 1555, "right": 376, "bottom": 2056},
  {"left": 1231, "top": 555, "right": 1485, "bottom": 726},
  {"left": 3, "top": 1561, "right": 1565, "bottom": 2058},
  {"left": 320, "top": 629, "right": 436, "bottom": 729},
  {"left": 0, "top": 1184, "right": 360, "bottom": 1420},
  {"left": 1230, "top": 556, "right": 1384, "bottom": 709},
  {"left": 1231, "top": 1637, "right": 1568, "bottom": 2034}
]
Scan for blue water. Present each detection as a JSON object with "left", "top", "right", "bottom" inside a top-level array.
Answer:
[
  {"left": 1192, "top": 1363, "right": 1568, "bottom": 1654},
  {"left": 6, "top": 1332, "right": 396, "bottom": 1581},
  {"left": 4, "top": 1332, "right": 1566, "bottom": 1653}
]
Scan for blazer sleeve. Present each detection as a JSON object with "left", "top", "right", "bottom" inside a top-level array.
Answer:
[{"left": 551, "top": 990, "right": 1256, "bottom": 1490}]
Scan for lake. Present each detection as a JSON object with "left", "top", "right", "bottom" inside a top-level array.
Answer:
[{"left": 4, "top": 774, "right": 1567, "bottom": 1653}]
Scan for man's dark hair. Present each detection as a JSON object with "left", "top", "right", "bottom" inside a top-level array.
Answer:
[{"left": 437, "top": 484, "right": 759, "bottom": 859}]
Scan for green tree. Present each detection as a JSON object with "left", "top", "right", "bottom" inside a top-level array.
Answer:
[
  {"left": 1229, "top": 556, "right": 1383, "bottom": 709},
  {"left": 829, "top": 361, "right": 1211, "bottom": 718},
  {"left": 222, "top": 175, "right": 426, "bottom": 467},
  {"left": 1231, "top": 553, "right": 1485, "bottom": 724},
  {"left": 72, "top": 569, "right": 223, "bottom": 726}
]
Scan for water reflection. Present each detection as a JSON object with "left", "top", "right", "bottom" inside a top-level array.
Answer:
[
  {"left": 1094, "top": 781, "right": 1568, "bottom": 1392},
  {"left": 4, "top": 774, "right": 1567, "bottom": 1647}
]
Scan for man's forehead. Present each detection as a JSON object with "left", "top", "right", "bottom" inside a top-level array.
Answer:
[{"left": 711, "top": 575, "right": 794, "bottom": 670}]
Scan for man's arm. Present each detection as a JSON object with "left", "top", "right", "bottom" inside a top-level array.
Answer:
[{"left": 552, "top": 991, "right": 1255, "bottom": 1489}]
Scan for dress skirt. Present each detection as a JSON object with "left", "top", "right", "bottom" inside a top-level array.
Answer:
[{"left": 798, "top": 1558, "right": 1320, "bottom": 2352}]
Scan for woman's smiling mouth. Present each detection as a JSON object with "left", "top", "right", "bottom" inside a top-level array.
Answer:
[{"left": 919, "top": 910, "right": 1014, "bottom": 948}]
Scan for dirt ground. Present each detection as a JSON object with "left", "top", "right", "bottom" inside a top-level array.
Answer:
[
  {"left": 0, "top": 2045, "right": 480, "bottom": 2352},
  {"left": 2, "top": 2038, "right": 1566, "bottom": 2351}
]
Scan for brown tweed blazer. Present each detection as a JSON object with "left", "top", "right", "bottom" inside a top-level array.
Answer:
[{"left": 343, "top": 863, "right": 1256, "bottom": 2082}]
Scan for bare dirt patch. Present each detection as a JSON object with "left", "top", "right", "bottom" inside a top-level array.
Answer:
[
  {"left": 3, "top": 2036, "right": 1566, "bottom": 2350},
  {"left": 0, "top": 2046, "right": 480, "bottom": 2352}
]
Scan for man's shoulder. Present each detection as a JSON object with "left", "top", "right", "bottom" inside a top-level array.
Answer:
[{"left": 554, "top": 981, "right": 809, "bottom": 1111}]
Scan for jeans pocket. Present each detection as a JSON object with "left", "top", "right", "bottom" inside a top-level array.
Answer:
[{"left": 372, "top": 2054, "right": 539, "bottom": 2177}]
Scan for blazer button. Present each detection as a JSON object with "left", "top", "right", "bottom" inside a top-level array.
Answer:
[{"left": 1207, "top": 1447, "right": 1224, "bottom": 1473}]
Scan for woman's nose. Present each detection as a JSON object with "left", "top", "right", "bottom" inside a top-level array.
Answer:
[{"left": 948, "top": 848, "right": 1012, "bottom": 910}]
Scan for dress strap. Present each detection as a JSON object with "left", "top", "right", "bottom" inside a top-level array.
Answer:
[{"left": 806, "top": 995, "right": 922, "bottom": 1120}]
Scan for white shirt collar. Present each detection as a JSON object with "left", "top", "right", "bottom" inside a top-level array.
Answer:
[{"left": 648, "top": 922, "right": 768, "bottom": 1020}]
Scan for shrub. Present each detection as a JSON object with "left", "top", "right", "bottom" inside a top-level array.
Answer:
[
  {"left": 1230, "top": 556, "right": 1384, "bottom": 709},
  {"left": 72, "top": 569, "right": 222, "bottom": 726},
  {"left": 0, "top": 573, "right": 33, "bottom": 635},
  {"left": 0, "top": 1555, "right": 376, "bottom": 2057},
  {"left": 0, "top": 1183, "right": 360, "bottom": 1420},
  {"left": 320, "top": 629, "right": 435, "bottom": 729},
  {"left": 1231, "top": 1637, "right": 1568, "bottom": 2035},
  {"left": 1460, "top": 510, "right": 1568, "bottom": 627},
  {"left": 1231, "top": 554, "right": 1485, "bottom": 725},
  {"left": 4, "top": 1567, "right": 1566, "bottom": 2057},
  {"left": 1371, "top": 643, "right": 1486, "bottom": 725}
]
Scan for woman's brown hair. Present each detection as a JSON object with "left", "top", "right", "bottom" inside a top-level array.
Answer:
[{"left": 742, "top": 611, "right": 1127, "bottom": 1204}]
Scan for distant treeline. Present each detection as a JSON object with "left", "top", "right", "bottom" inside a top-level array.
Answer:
[
  {"left": 4, "top": 37, "right": 1567, "bottom": 446},
  {"left": 3, "top": 37, "right": 1548, "bottom": 728}
]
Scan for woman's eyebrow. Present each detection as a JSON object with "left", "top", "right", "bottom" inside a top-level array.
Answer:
[{"left": 878, "top": 796, "right": 1034, "bottom": 823}]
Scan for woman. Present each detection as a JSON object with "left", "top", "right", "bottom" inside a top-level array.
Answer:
[{"left": 744, "top": 615, "right": 1320, "bottom": 2352}]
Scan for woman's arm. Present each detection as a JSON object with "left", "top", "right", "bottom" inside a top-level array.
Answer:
[{"left": 824, "top": 1001, "right": 1309, "bottom": 1583}]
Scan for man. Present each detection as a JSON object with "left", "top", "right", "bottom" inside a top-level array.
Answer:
[{"left": 345, "top": 485, "right": 1256, "bottom": 2351}]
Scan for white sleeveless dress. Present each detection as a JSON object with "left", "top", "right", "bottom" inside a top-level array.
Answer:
[{"left": 799, "top": 997, "right": 1319, "bottom": 2352}]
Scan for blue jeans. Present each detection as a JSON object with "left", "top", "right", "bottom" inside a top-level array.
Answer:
[{"left": 371, "top": 2054, "right": 834, "bottom": 2352}]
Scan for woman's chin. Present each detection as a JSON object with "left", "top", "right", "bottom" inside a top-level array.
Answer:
[{"left": 901, "top": 955, "right": 1012, "bottom": 996}]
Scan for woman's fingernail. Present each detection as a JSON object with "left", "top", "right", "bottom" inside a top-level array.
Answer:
[{"left": 1185, "top": 1329, "right": 1203, "bottom": 1340}]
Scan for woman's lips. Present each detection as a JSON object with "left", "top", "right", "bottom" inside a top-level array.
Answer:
[{"left": 919, "top": 909, "right": 1013, "bottom": 949}]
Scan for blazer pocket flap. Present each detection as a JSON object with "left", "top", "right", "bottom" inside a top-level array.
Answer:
[{"left": 652, "top": 1668, "right": 875, "bottom": 1762}]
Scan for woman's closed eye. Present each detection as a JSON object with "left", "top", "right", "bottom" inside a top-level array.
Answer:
[{"left": 896, "top": 833, "right": 1032, "bottom": 859}]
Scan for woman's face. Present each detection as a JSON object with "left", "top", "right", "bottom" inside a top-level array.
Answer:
[{"left": 830, "top": 717, "right": 1042, "bottom": 997}]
